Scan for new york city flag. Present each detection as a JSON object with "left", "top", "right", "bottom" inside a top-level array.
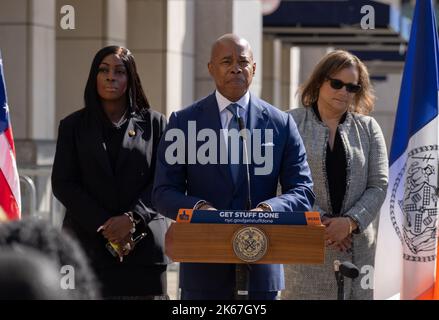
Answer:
[{"left": 374, "top": 0, "right": 439, "bottom": 300}]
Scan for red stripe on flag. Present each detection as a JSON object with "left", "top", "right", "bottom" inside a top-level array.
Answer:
[
  {"left": 434, "top": 243, "right": 439, "bottom": 299},
  {"left": 416, "top": 242, "right": 439, "bottom": 300},
  {"left": 4, "top": 125, "right": 16, "bottom": 155},
  {"left": 0, "top": 169, "right": 20, "bottom": 220}
]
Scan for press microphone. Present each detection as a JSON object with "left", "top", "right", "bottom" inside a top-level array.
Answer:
[
  {"left": 235, "top": 117, "right": 251, "bottom": 301},
  {"left": 237, "top": 117, "right": 246, "bottom": 138},
  {"left": 334, "top": 260, "right": 359, "bottom": 300},
  {"left": 237, "top": 117, "right": 252, "bottom": 210},
  {"left": 339, "top": 261, "right": 360, "bottom": 279}
]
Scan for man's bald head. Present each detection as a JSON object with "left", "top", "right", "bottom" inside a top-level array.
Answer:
[
  {"left": 208, "top": 34, "right": 256, "bottom": 102},
  {"left": 210, "top": 34, "right": 253, "bottom": 62}
]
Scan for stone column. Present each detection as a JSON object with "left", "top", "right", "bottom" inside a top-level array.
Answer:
[
  {"left": 55, "top": 0, "right": 127, "bottom": 125},
  {"left": 299, "top": 47, "right": 331, "bottom": 85},
  {"left": 280, "top": 44, "right": 291, "bottom": 110},
  {"left": 261, "top": 35, "right": 282, "bottom": 107},
  {"left": 0, "top": 0, "right": 56, "bottom": 139},
  {"left": 289, "top": 46, "right": 301, "bottom": 109},
  {"left": 165, "top": 0, "right": 195, "bottom": 115},
  {"left": 370, "top": 73, "right": 402, "bottom": 153},
  {"left": 0, "top": 0, "right": 57, "bottom": 220},
  {"left": 127, "top": 0, "right": 194, "bottom": 117},
  {"left": 194, "top": 0, "right": 262, "bottom": 100},
  {"left": 232, "top": 0, "right": 262, "bottom": 97}
]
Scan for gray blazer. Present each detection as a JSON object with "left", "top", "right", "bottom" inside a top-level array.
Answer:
[{"left": 283, "top": 107, "right": 388, "bottom": 300}]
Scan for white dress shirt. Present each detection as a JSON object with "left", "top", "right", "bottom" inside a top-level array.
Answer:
[
  {"left": 215, "top": 90, "right": 249, "bottom": 129},
  {"left": 215, "top": 90, "right": 249, "bottom": 148}
]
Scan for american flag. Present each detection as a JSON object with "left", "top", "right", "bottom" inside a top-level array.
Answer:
[{"left": 0, "top": 50, "right": 21, "bottom": 220}]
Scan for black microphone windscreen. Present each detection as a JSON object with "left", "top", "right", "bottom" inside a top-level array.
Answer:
[
  {"left": 237, "top": 117, "right": 245, "bottom": 131},
  {"left": 339, "top": 261, "right": 360, "bottom": 279}
]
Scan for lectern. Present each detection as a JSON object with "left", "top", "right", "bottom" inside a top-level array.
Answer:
[
  {"left": 165, "top": 209, "right": 325, "bottom": 299},
  {"left": 166, "top": 209, "right": 324, "bottom": 264}
]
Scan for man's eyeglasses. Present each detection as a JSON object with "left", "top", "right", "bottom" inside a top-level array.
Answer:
[{"left": 327, "top": 77, "right": 361, "bottom": 94}]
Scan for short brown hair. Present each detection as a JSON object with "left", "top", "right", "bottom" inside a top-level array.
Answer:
[{"left": 300, "top": 50, "right": 375, "bottom": 115}]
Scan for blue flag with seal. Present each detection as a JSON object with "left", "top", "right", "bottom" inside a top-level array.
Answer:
[{"left": 374, "top": 0, "right": 439, "bottom": 300}]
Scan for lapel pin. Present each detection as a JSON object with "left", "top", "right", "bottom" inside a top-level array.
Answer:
[{"left": 128, "top": 130, "right": 136, "bottom": 137}]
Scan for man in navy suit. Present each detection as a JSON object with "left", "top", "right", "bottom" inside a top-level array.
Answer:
[{"left": 153, "top": 34, "right": 314, "bottom": 300}]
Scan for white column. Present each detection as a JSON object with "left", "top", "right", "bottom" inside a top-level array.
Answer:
[
  {"left": 289, "top": 46, "right": 333, "bottom": 109},
  {"left": 195, "top": 0, "right": 263, "bottom": 100},
  {"left": 166, "top": 0, "right": 195, "bottom": 116},
  {"left": 290, "top": 46, "right": 301, "bottom": 109},
  {"left": 299, "top": 47, "right": 332, "bottom": 85},
  {"left": 0, "top": 1, "right": 59, "bottom": 219},
  {"left": 0, "top": 0, "right": 56, "bottom": 139},
  {"left": 128, "top": 0, "right": 194, "bottom": 117},
  {"left": 56, "top": 0, "right": 127, "bottom": 126},
  {"left": 370, "top": 73, "right": 402, "bottom": 153},
  {"left": 261, "top": 36, "right": 282, "bottom": 107},
  {"left": 281, "top": 44, "right": 291, "bottom": 110},
  {"left": 232, "top": 0, "right": 262, "bottom": 97}
]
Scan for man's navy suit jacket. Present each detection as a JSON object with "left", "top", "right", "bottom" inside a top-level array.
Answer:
[{"left": 153, "top": 92, "right": 314, "bottom": 293}]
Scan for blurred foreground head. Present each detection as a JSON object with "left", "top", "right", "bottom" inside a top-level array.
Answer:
[
  {"left": 0, "top": 219, "right": 100, "bottom": 299},
  {"left": 0, "top": 247, "right": 69, "bottom": 300}
]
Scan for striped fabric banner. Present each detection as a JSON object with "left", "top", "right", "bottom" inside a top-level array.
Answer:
[
  {"left": 0, "top": 50, "right": 21, "bottom": 220},
  {"left": 374, "top": 0, "right": 439, "bottom": 300}
]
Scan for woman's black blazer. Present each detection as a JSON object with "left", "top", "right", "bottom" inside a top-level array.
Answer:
[{"left": 52, "top": 108, "right": 169, "bottom": 268}]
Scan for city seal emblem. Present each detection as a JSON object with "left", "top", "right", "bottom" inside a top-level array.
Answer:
[
  {"left": 232, "top": 227, "right": 268, "bottom": 262},
  {"left": 390, "top": 145, "right": 438, "bottom": 262}
]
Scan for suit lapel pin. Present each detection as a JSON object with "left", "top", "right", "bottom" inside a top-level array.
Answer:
[{"left": 128, "top": 130, "right": 136, "bottom": 137}]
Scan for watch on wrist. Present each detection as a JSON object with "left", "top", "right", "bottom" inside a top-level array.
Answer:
[
  {"left": 124, "top": 212, "right": 136, "bottom": 234},
  {"left": 194, "top": 201, "right": 212, "bottom": 210}
]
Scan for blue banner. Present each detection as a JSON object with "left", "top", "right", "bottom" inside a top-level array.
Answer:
[{"left": 176, "top": 209, "right": 321, "bottom": 225}]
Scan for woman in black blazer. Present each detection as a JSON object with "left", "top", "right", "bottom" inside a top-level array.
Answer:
[{"left": 52, "top": 46, "right": 169, "bottom": 299}]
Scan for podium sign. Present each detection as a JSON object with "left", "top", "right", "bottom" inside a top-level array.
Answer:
[{"left": 165, "top": 209, "right": 325, "bottom": 264}]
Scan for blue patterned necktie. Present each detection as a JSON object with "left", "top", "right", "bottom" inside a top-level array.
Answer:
[{"left": 226, "top": 103, "right": 242, "bottom": 184}]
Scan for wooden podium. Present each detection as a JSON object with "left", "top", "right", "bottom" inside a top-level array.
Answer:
[{"left": 165, "top": 210, "right": 325, "bottom": 265}]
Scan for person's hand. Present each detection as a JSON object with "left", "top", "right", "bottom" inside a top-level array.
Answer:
[
  {"left": 99, "top": 215, "right": 133, "bottom": 243},
  {"left": 327, "top": 234, "right": 352, "bottom": 252},
  {"left": 251, "top": 203, "right": 271, "bottom": 212},
  {"left": 323, "top": 217, "right": 351, "bottom": 244},
  {"left": 199, "top": 203, "right": 216, "bottom": 210}
]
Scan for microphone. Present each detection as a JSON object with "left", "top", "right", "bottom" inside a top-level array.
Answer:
[
  {"left": 334, "top": 260, "right": 359, "bottom": 300},
  {"left": 235, "top": 117, "right": 251, "bottom": 301},
  {"left": 237, "top": 117, "right": 252, "bottom": 210},
  {"left": 339, "top": 261, "right": 360, "bottom": 279}
]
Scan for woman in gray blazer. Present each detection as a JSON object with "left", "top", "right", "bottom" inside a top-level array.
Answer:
[{"left": 284, "top": 50, "right": 388, "bottom": 300}]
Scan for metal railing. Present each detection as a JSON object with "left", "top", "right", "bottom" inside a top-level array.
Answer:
[
  {"left": 19, "top": 175, "right": 36, "bottom": 217},
  {"left": 18, "top": 165, "right": 65, "bottom": 228}
]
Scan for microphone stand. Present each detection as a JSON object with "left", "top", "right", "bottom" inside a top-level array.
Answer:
[
  {"left": 239, "top": 118, "right": 252, "bottom": 212},
  {"left": 334, "top": 260, "right": 360, "bottom": 300},
  {"left": 235, "top": 117, "right": 252, "bottom": 300},
  {"left": 334, "top": 260, "right": 344, "bottom": 300}
]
